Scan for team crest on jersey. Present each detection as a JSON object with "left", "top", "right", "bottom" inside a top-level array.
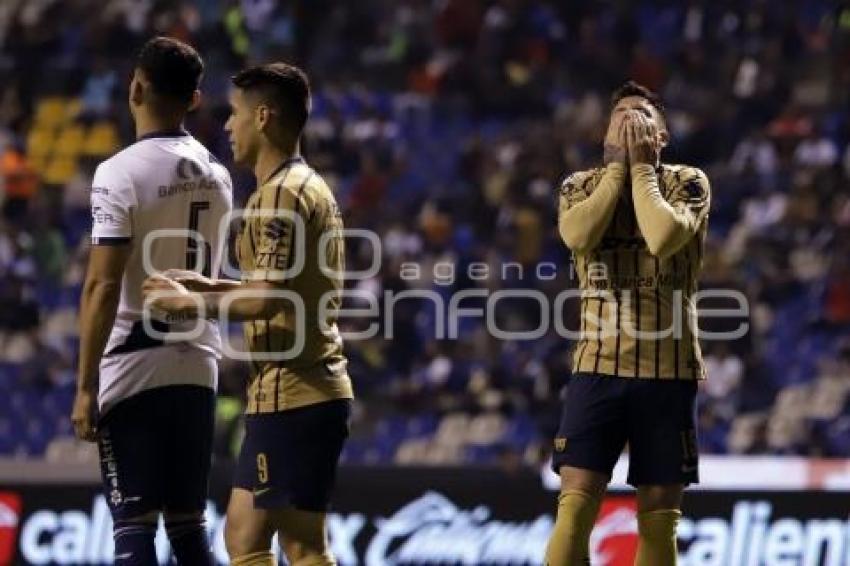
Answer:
[
  {"left": 554, "top": 437, "right": 567, "bottom": 452},
  {"left": 676, "top": 175, "right": 708, "bottom": 209},
  {"left": 264, "top": 218, "right": 290, "bottom": 241}
]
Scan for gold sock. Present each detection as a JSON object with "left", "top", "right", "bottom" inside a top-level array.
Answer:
[
  {"left": 544, "top": 490, "right": 601, "bottom": 566},
  {"left": 231, "top": 551, "right": 276, "bottom": 566},
  {"left": 290, "top": 551, "right": 336, "bottom": 566},
  {"left": 635, "top": 509, "right": 681, "bottom": 566}
]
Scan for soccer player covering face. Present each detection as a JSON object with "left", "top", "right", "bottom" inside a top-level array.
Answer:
[
  {"left": 143, "top": 63, "right": 353, "bottom": 566},
  {"left": 545, "top": 81, "right": 711, "bottom": 566},
  {"left": 71, "top": 37, "right": 233, "bottom": 565}
]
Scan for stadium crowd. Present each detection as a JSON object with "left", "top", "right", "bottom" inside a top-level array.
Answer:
[{"left": 0, "top": 0, "right": 849, "bottom": 466}]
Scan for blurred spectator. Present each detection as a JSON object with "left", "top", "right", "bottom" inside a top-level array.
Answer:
[
  {"left": 1, "top": 149, "right": 37, "bottom": 221},
  {"left": 702, "top": 343, "right": 744, "bottom": 421},
  {"left": 79, "top": 58, "right": 117, "bottom": 119},
  {"left": 793, "top": 126, "right": 839, "bottom": 170}
]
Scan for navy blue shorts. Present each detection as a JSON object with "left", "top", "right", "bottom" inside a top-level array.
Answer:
[
  {"left": 234, "top": 399, "right": 351, "bottom": 512},
  {"left": 552, "top": 373, "right": 699, "bottom": 487},
  {"left": 97, "top": 385, "right": 215, "bottom": 520}
]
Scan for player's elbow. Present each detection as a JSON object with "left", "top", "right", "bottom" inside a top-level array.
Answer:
[
  {"left": 559, "top": 223, "right": 592, "bottom": 254},
  {"left": 645, "top": 226, "right": 688, "bottom": 260},
  {"left": 83, "top": 277, "right": 122, "bottom": 299}
]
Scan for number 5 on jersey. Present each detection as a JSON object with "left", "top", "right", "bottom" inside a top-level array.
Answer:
[{"left": 187, "top": 201, "right": 212, "bottom": 276}]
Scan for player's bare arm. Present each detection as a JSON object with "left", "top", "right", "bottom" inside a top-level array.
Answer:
[
  {"left": 142, "top": 273, "right": 293, "bottom": 322},
  {"left": 157, "top": 268, "right": 244, "bottom": 292},
  {"left": 628, "top": 113, "right": 710, "bottom": 259},
  {"left": 71, "top": 244, "right": 131, "bottom": 442}
]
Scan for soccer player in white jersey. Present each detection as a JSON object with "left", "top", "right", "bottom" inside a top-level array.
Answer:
[{"left": 71, "top": 37, "right": 232, "bottom": 565}]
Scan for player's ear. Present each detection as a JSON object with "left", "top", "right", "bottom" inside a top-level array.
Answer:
[
  {"left": 254, "top": 104, "right": 269, "bottom": 132},
  {"left": 129, "top": 72, "right": 145, "bottom": 107},
  {"left": 187, "top": 90, "right": 201, "bottom": 113},
  {"left": 657, "top": 127, "right": 669, "bottom": 149}
]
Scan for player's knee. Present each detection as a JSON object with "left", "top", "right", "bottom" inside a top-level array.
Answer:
[
  {"left": 559, "top": 465, "right": 609, "bottom": 496},
  {"left": 123, "top": 511, "right": 159, "bottom": 525},
  {"left": 163, "top": 510, "right": 206, "bottom": 539},
  {"left": 113, "top": 512, "right": 158, "bottom": 539},
  {"left": 113, "top": 516, "right": 157, "bottom": 536},
  {"left": 225, "top": 517, "right": 273, "bottom": 558},
  {"left": 224, "top": 519, "right": 246, "bottom": 556},
  {"left": 637, "top": 484, "right": 683, "bottom": 513}
]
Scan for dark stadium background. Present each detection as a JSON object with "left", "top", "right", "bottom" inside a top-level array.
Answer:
[{"left": 0, "top": 1, "right": 849, "bottom": 565}]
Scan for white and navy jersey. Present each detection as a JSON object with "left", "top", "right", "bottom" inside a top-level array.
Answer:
[{"left": 90, "top": 130, "right": 232, "bottom": 410}]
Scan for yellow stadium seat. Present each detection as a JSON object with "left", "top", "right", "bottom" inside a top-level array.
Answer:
[
  {"left": 65, "top": 98, "right": 83, "bottom": 122},
  {"left": 83, "top": 122, "right": 120, "bottom": 156},
  {"left": 33, "top": 97, "right": 70, "bottom": 128},
  {"left": 54, "top": 125, "right": 86, "bottom": 157},
  {"left": 28, "top": 154, "right": 48, "bottom": 175},
  {"left": 26, "top": 128, "right": 55, "bottom": 158},
  {"left": 43, "top": 156, "right": 78, "bottom": 185}
]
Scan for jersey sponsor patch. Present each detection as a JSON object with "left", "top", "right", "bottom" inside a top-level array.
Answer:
[{"left": 176, "top": 157, "right": 203, "bottom": 179}]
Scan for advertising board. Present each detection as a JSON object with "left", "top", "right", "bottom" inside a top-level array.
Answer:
[{"left": 3, "top": 463, "right": 850, "bottom": 565}]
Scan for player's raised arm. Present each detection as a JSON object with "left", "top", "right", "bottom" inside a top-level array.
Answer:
[
  {"left": 557, "top": 119, "right": 628, "bottom": 254},
  {"left": 628, "top": 115, "right": 711, "bottom": 259},
  {"left": 557, "top": 165, "right": 625, "bottom": 254}
]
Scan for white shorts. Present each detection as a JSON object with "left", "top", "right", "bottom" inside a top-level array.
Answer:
[{"left": 98, "top": 343, "right": 217, "bottom": 416}]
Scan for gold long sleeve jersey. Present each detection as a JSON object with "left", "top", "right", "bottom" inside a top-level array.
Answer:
[
  {"left": 236, "top": 158, "right": 353, "bottom": 413},
  {"left": 558, "top": 162, "right": 711, "bottom": 380}
]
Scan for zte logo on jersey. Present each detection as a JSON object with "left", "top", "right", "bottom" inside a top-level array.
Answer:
[
  {"left": 590, "top": 496, "right": 638, "bottom": 566},
  {"left": 91, "top": 206, "right": 117, "bottom": 225},
  {"left": 0, "top": 492, "right": 22, "bottom": 565}
]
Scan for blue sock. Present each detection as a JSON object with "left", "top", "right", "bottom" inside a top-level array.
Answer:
[
  {"left": 165, "top": 516, "right": 215, "bottom": 566},
  {"left": 113, "top": 519, "right": 157, "bottom": 565}
]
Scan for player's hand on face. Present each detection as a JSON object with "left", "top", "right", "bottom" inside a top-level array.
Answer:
[
  {"left": 626, "top": 111, "right": 659, "bottom": 165},
  {"left": 71, "top": 389, "right": 98, "bottom": 442},
  {"left": 603, "top": 113, "right": 629, "bottom": 165}
]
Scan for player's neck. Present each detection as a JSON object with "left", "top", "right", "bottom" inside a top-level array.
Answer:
[
  {"left": 254, "top": 144, "right": 299, "bottom": 185},
  {"left": 134, "top": 111, "right": 185, "bottom": 140}
]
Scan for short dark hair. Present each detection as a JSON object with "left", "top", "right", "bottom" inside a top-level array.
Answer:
[
  {"left": 136, "top": 36, "right": 204, "bottom": 105},
  {"left": 232, "top": 63, "right": 311, "bottom": 137},
  {"left": 611, "top": 80, "right": 665, "bottom": 120}
]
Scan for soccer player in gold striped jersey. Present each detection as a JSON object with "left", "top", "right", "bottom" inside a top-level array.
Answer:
[
  {"left": 144, "top": 63, "right": 352, "bottom": 566},
  {"left": 545, "top": 81, "right": 711, "bottom": 566}
]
